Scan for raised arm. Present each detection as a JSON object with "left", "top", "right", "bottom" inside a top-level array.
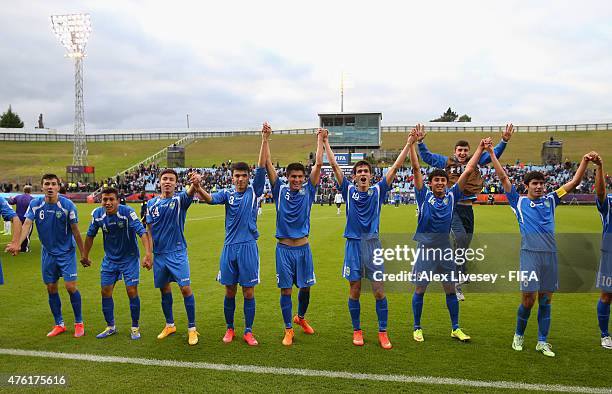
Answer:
[
  {"left": 416, "top": 127, "right": 449, "bottom": 168},
  {"left": 479, "top": 123, "right": 513, "bottom": 164},
  {"left": 561, "top": 152, "right": 592, "bottom": 193},
  {"left": 485, "top": 140, "right": 512, "bottom": 193},
  {"left": 262, "top": 123, "right": 278, "bottom": 187},
  {"left": 185, "top": 172, "right": 202, "bottom": 198},
  {"left": 194, "top": 183, "right": 213, "bottom": 204},
  {"left": 409, "top": 129, "right": 423, "bottom": 191},
  {"left": 310, "top": 129, "right": 326, "bottom": 186},
  {"left": 258, "top": 122, "right": 270, "bottom": 169},
  {"left": 456, "top": 138, "right": 487, "bottom": 192},
  {"left": 593, "top": 154, "right": 606, "bottom": 204},
  {"left": 324, "top": 134, "right": 344, "bottom": 186},
  {"left": 386, "top": 127, "right": 413, "bottom": 185}
]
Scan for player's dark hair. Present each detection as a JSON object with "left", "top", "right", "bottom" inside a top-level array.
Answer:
[
  {"left": 286, "top": 163, "right": 306, "bottom": 176},
  {"left": 159, "top": 168, "right": 178, "bottom": 180},
  {"left": 352, "top": 160, "right": 372, "bottom": 175},
  {"left": 428, "top": 169, "right": 449, "bottom": 182},
  {"left": 231, "top": 162, "right": 250, "bottom": 174},
  {"left": 523, "top": 171, "right": 546, "bottom": 185},
  {"left": 41, "top": 173, "right": 60, "bottom": 184},
  {"left": 101, "top": 187, "right": 119, "bottom": 198},
  {"left": 455, "top": 140, "right": 470, "bottom": 148}
]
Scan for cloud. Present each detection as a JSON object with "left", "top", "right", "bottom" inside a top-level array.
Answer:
[{"left": 1, "top": 0, "right": 612, "bottom": 131}]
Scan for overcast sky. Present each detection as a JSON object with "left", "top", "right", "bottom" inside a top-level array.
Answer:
[{"left": 2, "top": 0, "right": 612, "bottom": 131}]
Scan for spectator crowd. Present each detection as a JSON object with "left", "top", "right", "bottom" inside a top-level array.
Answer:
[{"left": 2, "top": 160, "right": 610, "bottom": 205}]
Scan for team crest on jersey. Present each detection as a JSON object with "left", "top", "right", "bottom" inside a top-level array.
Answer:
[
  {"left": 443, "top": 197, "right": 449, "bottom": 205},
  {"left": 544, "top": 200, "right": 551, "bottom": 208},
  {"left": 55, "top": 211, "right": 62, "bottom": 219},
  {"left": 299, "top": 188, "right": 306, "bottom": 195},
  {"left": 368, "top": 189, "right": 374, "bottom": 196},
  {"left": 118, "top": 221, "right": 125, "bottom": 228},
  {"left": 169, "top": 201, "right": 176, "bottom": 209}
]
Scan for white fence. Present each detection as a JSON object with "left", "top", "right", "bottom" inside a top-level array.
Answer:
[{"left": 1, "top": 122, "right": 611, "bottom": 142}]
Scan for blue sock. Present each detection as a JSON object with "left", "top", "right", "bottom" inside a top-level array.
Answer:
[
  {"left": 48, "top": 292, "right": 63, "bottom": 325},
  {"left": 375, "top": 297, "right": 388, "bottom": 332},
  {"left": 515, "top": 304, "right": 531, "bottom": 336},
  {"left": 101, "top": 296, "right": 115, "bottom": 327},
  {"left": 445, "top": 293, "right": 459, "bottom": 330},
  {"left": 297, "top": 289, "right": 310, "bottom": 318},
  {"left": 69, "top": 290, "right": 83, "bottom": 324},
  {"left": 244, "top": 297, "right": 256, "bottom": 334},
  {"left": 597, "top": 300, "right": 610, "bottom": 338},
  {"left": 161, "top": 292, "right": 174, "bottom": 324},
  {"left": 537, "top": 298, "right": 551, "bottom": 342},
  {"left": 224, "top": 296, "right": 235, "bottom": 329},
  {"left": 280, "top": 294, "right": 293, "bottom": 328},
  {"left": 183, "top": 294, "right": 196, "bottom": 328},
  {"left": 348, "top": 298, "right": 361, "bottom": 330},
  {"left": 129, "top": 296, "right": 140, "bottom": 327},
  {"left": 412, "top": 292, "right": 424, "bottom": 330}
]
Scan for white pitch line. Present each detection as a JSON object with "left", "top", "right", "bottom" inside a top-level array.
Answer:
[
  {"left": 0, "top": 348, "right": 609, "bottom": 393},
  {"left": 186, "top": 214, "right": 226, "bottom": 222}
]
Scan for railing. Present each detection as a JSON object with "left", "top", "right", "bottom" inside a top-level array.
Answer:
[
  {"left": 87, "top": 135, "right": 196, "bottom": 199},
  {"left": 381, "top": 123, "right": 612, "bottom": 132},
  {"left": 0, "top": 128, "right": 318, "bottom": 142},
  {"left": 1, "top": 122, "right": 611, "bottom": 143}
]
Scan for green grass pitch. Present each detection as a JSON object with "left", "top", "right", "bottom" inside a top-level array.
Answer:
[{"left": 0, "top": 203, "right": 610, "bottom": 392}]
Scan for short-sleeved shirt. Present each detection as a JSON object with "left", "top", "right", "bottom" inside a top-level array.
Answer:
[
  {"left": 146, "top": 191, "right": 192, "bottom": 254},
  {"left": 338, "top": 177, "right": 390, "bottom": 239},
  {"left": 0, "top": 196, "right": 17, "bottom": 222},
  {"left": 272, "top": 180, "right": 316, "bottom": 239},
  {"left": 87, "top": 205, "right": 146, "bottom": 263},
  {"left": 8, "top": 194, "right": 33, "bottom": 222},
  {"left": 506, "top": 186, "right": 562, "bottom": 252},
  {"left": 25, "top": 196, "right": 78, "bottom": 256},
  {"left": 596, "top": 194, "right": 612, "bottom": 252},
  {"left": 211, "top": 167, "right": 266, "bottom": 245},
  {"left": 413, "top": 183, "right": 464, "bottom": 246}
]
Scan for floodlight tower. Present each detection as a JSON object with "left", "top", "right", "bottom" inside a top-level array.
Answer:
[{"left": 51, "top": 13, "right": 92, "bottom": 166}]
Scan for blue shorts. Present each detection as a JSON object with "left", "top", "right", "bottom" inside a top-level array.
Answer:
[
  {"left": 153, "top": 249, "right": 190, "bottom": 288},
  {"left": 217, "top": 241, "right": 259, "bottom": 287},
  {"left": 519, "top": 250, "right": 558, "bottom": 292},
  {"left": 0, "top": 259, "right": 4, "bottom": 285},
  {"left": 276, "top": 243, "right": 316, "bottom": 289},
  {"left": 101, "top": 256, "right": 140, "bottom": 287},
  {"left": 411, "top": 243, "right": 457, "bottom": 286},
  {"left": 42, "top": 249, "right": 77, "bottom": 284},
  {"left": 596, "top": 251, "right": 612, "bottom": 293},
  {"left": 342, "top": 237, "right": 383, "bottom": 282}
]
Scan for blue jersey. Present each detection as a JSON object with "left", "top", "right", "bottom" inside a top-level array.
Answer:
[
  {"left": 339, "top": 177, "right": 390, "bottom": 239},
  {"left": 418, "top": 140, "right": 507, "bottom": 200},
  {"left": 0, "top": 196, "right": 17, "bottom": 222},
  {"left": 272, "top": 179, "right": 316, "bottom": 239},
  {"left": 211, "top": 167, "right": 266, "bottom": 245},
  {"left": 146, "top": 191, "right": 192, "bottom": 254},
  {"left": 414, "top": 183, "right": 463, "bottom": 246},
  {"left": 87, "top": 205, "right": 147, "bottom": 263},
  {"left": 506, "top": 186, "right": 562, "bottom": 252},
  {"left": 597, "top": 194, "right": 612, "bottom": 252},
  {"left": 25, "top": 196, "right": 78, "bottom": 256}
]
